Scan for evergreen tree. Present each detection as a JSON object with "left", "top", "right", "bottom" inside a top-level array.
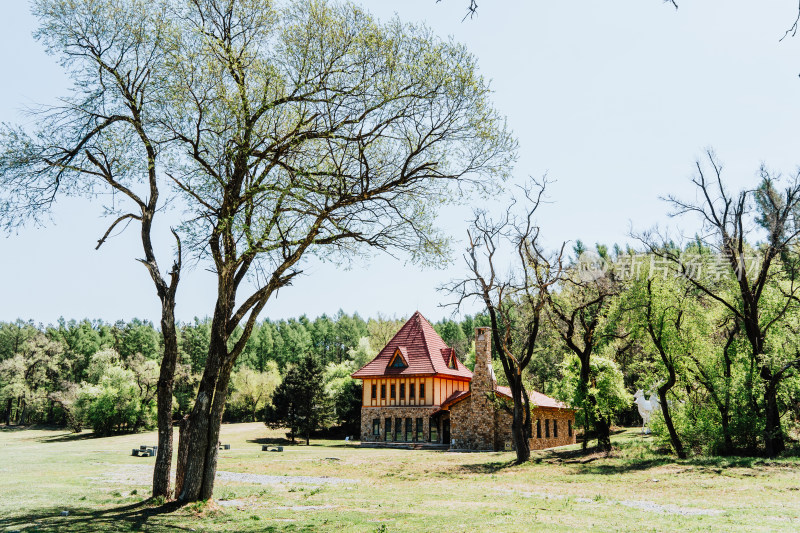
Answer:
[{"left": 265, "top": 354, "right": 330, "bottom": 445}]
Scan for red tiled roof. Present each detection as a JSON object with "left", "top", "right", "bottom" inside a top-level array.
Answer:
[
  {"left": 495, "top": 385, "right": 568, "bottom": 409},
  {"left": 351, "top": 311, "right": 473, "bottom": 379},
  {"left": 440, "top": 389, "right": 470, "bottom": 409},
  {"left": 444, "top": 385, "right": 570, "bottom": 410}
]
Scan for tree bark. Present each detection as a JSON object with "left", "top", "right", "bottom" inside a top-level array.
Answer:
[
  {"left": 152, "top": 304, "right": 179, "bottom": 498},
  {"left": 177, "top": 315, "right": 232, "bottom": 502},
  {"left": 763, "top": 374, "right": 785, "bottom": 457},
  {"left": 595, "top": 414, "right": 611, "bottom": 452},
  {"left": 658, "top": 371, "right": 686, "bottom": 459},
  {"left": 511, "top": 400, "right": 531, "bottom": 463},
  {"left": 174, "top": 415, "right": 191, "bottom": 498}
]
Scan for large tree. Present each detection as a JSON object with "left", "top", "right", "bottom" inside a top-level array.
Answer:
[
  {"left": 157, "top": 0, "right": 514, "bottom": 502},
  {"left": 2, "top": 0, "right": 512, "bottom": 502},
  {"left": 0, "top": 0, "right": 182, "bottom": 497}
]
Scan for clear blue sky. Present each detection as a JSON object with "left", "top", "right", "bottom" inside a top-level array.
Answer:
[{"left": 2, "top": 0, "right": 800, "bottom": 326}]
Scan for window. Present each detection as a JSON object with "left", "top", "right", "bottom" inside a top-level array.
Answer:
[
  {"left": 395, "top": 417, "right": 402, "bottom": 441},
  {"left": 545, "top": 419, "right": 550, "bottom": 438},
  {"left": 385, "top": 418, "right": 392, "bottom": 442},
  {"left": 390, "top": 384, "right": 396, "bottom": 400},
  {"left": 372, "top": 419, "right": 380, "bottom": 437},
  {"left": 448, "top": 353, "right": 457, "bottom": 369},
  {"left": 410, "top": 383, "right": 415, "bottom": 400},
  {"left": 380, "top": 384, "right": 386, "bottom": 399},
  {"left": 416, "top": 418, "right": 423, "bottom": 441},
  {"left": 536, "top": 419, "right": 541, "bottom": 439},
  {"left": 399, "top": 383, "right": 405, "bottom": 400},
  {"left": 371, "top": 384, "right": 377, "bottom": 400},
  {"left": 553, "top": 420, "right": 558, "bottom": 438},
  {"left": 430, "top": 417, "right": 438, "bottom": 442},
  {"left": 389, "top": 349, "right": 408, "bottom": 368},
  {"left": 568, "top": 420, "right": 573, "bottom": 437},
  {"left": 405, "top": 418, "right": 413, "bottom": 442},
  {"left": 419, "top": 383, "right": 425, "bottom": 401}
]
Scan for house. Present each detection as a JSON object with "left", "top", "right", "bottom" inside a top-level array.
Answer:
[{"left": 352, "top": 311, "right": 576, "bottom": 451}]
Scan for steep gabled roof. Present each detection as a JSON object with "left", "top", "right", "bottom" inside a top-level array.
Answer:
[{"left": 351, "top": 311, "right": 473, "bottom": 379}]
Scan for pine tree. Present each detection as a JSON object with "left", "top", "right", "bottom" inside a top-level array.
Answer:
[{"left": 265, "top": 354, "right": 330, "bottom": 445}]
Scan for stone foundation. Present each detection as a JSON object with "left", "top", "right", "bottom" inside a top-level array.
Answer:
[{"left": 360, "top": 406, "right": 438, "bottom": 443}]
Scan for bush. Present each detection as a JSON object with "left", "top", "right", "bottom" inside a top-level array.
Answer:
[{"left": 74, "top": 349, "right": 157, "bottom": 435}]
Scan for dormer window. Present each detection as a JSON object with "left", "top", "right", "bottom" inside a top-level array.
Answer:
[
  {"left": 389, "top": 348, "right": 408, "bottom": 369},
  {"left": 448, "top": 353, "right": 458, "bottom": 370}
]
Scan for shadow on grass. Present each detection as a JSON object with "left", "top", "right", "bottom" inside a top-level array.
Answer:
[
  {"left": 0, "top": 499, "right": 190, "bottom": 532},
  {"left": 246, "top": 436, "right": 295, "bottom": 446},
  {"left": 458, "top": 459, "right": 519, "bottom": 474},
  {"left": 36, "top": 431, "right": 99, "bottom": 443},
  {"left": 537, "top": 439, "right": 800, "bottom": 476}
]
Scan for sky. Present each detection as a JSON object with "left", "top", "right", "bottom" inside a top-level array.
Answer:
[{"left": 2, "top": 0, "right": 800, "bottom": 326}]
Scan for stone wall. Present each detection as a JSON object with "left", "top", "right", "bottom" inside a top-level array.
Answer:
[
  {"left": 529, "top": 407, "right": 576, "bottom": 450},
  {"left": 360, "top": 407, "right": 436, "bottom": 443},
  {"left": 492, "top": 405, "right": 576, "bottom": 451},
  {"left": 467, "top": 327, "right": 496, "bottom": 450}
]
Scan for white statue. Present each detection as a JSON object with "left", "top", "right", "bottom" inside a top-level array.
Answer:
[{"left": 633, "top": 389, "right": 660, "bottom": 434}]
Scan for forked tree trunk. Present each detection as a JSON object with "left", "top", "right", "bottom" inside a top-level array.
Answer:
[{"left": 177, "top": 320, "right": 234, "bottom": 502}]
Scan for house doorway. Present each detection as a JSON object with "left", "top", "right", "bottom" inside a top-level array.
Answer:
[{"left": 443, "top": 418, "right": 450, "bottom": 445}]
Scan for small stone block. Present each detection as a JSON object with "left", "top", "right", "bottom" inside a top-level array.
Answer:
[{"left": 61, "top": 510, "right": 69, "bottom": 517}]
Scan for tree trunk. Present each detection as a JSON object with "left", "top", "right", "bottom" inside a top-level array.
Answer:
[
  {"left": 763, "top": 376, "right": 784, "bottom": 457},
  {"left": 511, "top": 401, "right": 530, "bottom": 463},
  {"left": 4, "top": 398, "right": 11, "bottom": 425},
  {"left": 177, "top": 321, "right": 233, "bottom": 502},
  {"left": 19, "top": 398, "right": 27, "bottom": 426},
  {"left": 578, "top": 355, "right": 610, "bottom": 451},
  {"left": 152, "top": 305, "right": 179, "bottom": 498},
  {"left": 594, "top": 412, "right": 611, "bottom": 452},
  {"left": 658, "top": 376, "right": 686, "bottom": 459},
  {"left": 174, "top": 415, "right": 191, "bottom": 497}
]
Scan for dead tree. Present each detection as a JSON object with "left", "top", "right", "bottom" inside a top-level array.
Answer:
[{"left": 445, "top": 179, "right": 562, "bottom": 463}]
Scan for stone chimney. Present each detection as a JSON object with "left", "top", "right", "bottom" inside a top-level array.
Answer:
[{"left": 472, "top": 327, "right": 495, "bottom": 394}]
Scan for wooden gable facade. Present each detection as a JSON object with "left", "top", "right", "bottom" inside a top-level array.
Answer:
[{"left": 352, "top": 311, "right": 472, "bottom": 411}]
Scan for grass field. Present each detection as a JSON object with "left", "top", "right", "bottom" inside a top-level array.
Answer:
[{"left": 1, "top": 423, "right": 799, "bottom": 532}]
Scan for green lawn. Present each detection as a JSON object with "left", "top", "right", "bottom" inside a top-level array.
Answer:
[{"left": 1, "top": 423, "right": 799, "bottom": 532}]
